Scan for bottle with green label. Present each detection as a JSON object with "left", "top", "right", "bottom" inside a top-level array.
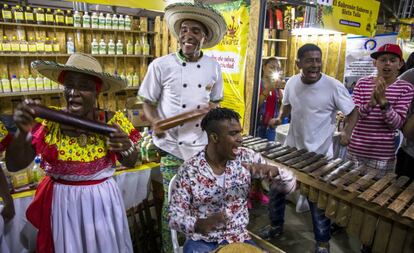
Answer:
[
  {"left": 73, "top": 11, "right": 81, "bottom": 27},
  {"left": 65, "top": 10, "right": 73, "bottom": 26},
  {"left": 27, "top": 75, "right": 36, "bottom": 91},
  {"left": 91, "top": 38, "right": 99, "bottom": 54},
  {"left": 36, "top": 75, "right": 44, "bottom": 90},
  {"left": 105, "top": 13, "right": 112, "bottom": 29},
  {"left": 116, "top": 39, "right": 123, "bottom": 55},
  {"left": 82, "top": 12, "right": 90, "bottom": 28},
  {"left": 112, "top": 14, "right": 118, "bottom": 30},
  {"left": 126, "top": 40, "right": 133, "bottom": 55},
  {"left": 43, "top": 77, "right": 51, "bottom": 90},
  {"left": 118, "top": 15, "right": 125, "bottom": 30},
  {"left": 55, "top": 9, "right": 65, "bottom": 26},
  {"left": 24, "top": 6, "right": 34, "bottom": 24},
  {"left": 20, "top": 39, "right": 29, "bottom": 53},
  {"left": 36, "top": 38, "right": 45, "bottom": 53},
  {"left": 28, "top": 37, "right": 36, "bottom": 53},
  {"left": 53, "top": 38, "right": 60, "bottom": 52},
  {"left": 1, "top": 75, "right": 11, "bottom": 93},
  {"left": 13, "top": 5, "right": 24, "bottom": 23},
  {"left": 19, "top": 76, "right": 28, "bottom": 91},
  {"left": 2, "top": 4, "right": 12, "bottom": 23},
  {"left": 2, "top": 36, "right": 11, "bottom": 53},
  {"left": 11, "top": 75, "right": 20, "bottom": 92},
  {"left": 99, "top": 13, "right": 106, "bottom": 29},
  {"left": 45, "top": 37, "right": 53, "bottom": 53},
  {"left": 107, "top": 39, "right": 115, "bottom": 55},
  {"left": 11, "top": 36, "right": 20, "bottom": 53},
  {"left": 35, "top": 8, "right": 45, "bottom": 25},
  {"left": 91, "top": 12, "right": 98, "bottom": 28},
  {"left": 125, "top": 15, "right": 131, "bottom": 30},
  {"left": 45, "top": 8, "right": 54, "bottom": 25},
  {"left": 99, "top": 39, "right": 107, "bottom": 55}
]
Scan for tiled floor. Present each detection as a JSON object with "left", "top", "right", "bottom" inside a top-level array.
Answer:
[{"left": 248, "top": 201, "right": 361, "bottom": 253}]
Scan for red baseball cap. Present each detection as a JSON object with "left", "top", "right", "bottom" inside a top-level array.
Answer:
[{"left": 370, "top": 43, "right": 403, "bottom": 60}]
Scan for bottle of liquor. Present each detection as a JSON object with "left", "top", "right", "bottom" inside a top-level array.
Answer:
[
  {"left": 35, "top": 8, "right": 45, "bottom": 25},
  {"left": 65, "top": 10, "right": 73, "bottom": 26},
  {"left": 13, "top": 5, "right": 24, "bottom": 23},
  {"left": 19, "top": 39, "right": 29, "bottom": 53},
  {"left": 44, "top": 37, "right": 53, "bottom": 53},
  {"left": 55, "top": 9, "right": 65, "bottom": 26},
  {"left": 45, "top": 8, "right": 54, "bottom": 25},
  {"left": 11, "top": 36, "right": 20, "bottom": 53},
  {"left": 28, "top": 37, "right": 36, "bottom": 53},
  {"left": 2, "top": 36, "right": 11, "bottom": 53},
  {"left": 24, "top": 6, "right": 34, "bottom": 24},
  {"left": 53, "top": 38, "right": 60, "bottom": 52},
  {"left": 2, "top": 4, "right": 12, "bottom": 23},
  {"left": 36, "top": 38, "right": 45, "bottom": 53}
]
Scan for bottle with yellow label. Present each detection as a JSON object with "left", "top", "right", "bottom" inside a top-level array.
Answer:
[
  {"left": 27, "top": 75, "right": 36, "bottom": 91},
  {"left": 11, "top": 75, "right": 20, "bottom": 92},
  {"left": 2, "top": 36, "right": 11, "bottom": 53},
  {"left": 36, "top": 75, "right": 44, "bottom": 90},
  {"left": 35, "top": 8, "right": 45, "bottom": 25},
  {"left": 45, "top": 8, "right": 54, "bottom": 25},
  {"left": 36, "top": 38, "right": 45, "bottom": 53},
  {"left": 11, "top": 36, "right": 20, "bottom": 53},
  {"left": 134, "top": 39, "right": 142, "bottom": 55},
  {"left": 24, "top": 6, "right": 34, "bottom": 24},
  {"left": 65, "top": 10, "right": 73, "bottom": 26},
  {"left": 13, "top": 5, "right": 24, "bottom": 23},
  {"left": 44, "top": 37, "right": 53, "bottom": 53},
  {"left": 126, "top": 40, "right": 133, "bottom": 55},
  {"left": 19, "top": 76, "right": 28, "bottom": 91},
  {"left": 20, "top": 39, "right": 29, "bottom": 53},
  {"left": 55, "top": 9, "right": 64, "bottom": 26},
  {"left": 2, "top": 4, "right": 12, "bottom": 22},
  {"left": 142, "top": 35, "right": 150, "bottom": 55},
  {"left": 43, "top": 76, "right": 51, "bottom": 90},
  {"left": 28, "top": 37, "right": 36, "bottom": 53},
  {"left": 53, "top": 38, "right": 60, "bottom": 52},
  {"left": 1, "top": 75, "right": 11, "bottom": 93}
]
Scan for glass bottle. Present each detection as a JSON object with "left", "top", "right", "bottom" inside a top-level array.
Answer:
[
  {"left": 99, "top": 39, "right": 107, "bottom": 55},
  {"left": 105, "top": 13, "right": 112, "bottom": 29},
  {"left": 91, "top": 38, "right": 99, "bottom": 54},
  {"left": 19, "top": 76, "right": 28, "bottom": 91},
  {"left": 2, "top": 4, "right": 12, "bottom": 23},
  {"left": 55, "top": 9, "right": 65, "bottom": 26},
  {"left": 112, "top": 14, "right": 118, "bottom": 30},
  {"left": 134, "top": 38, "right": 141, "bottom": 55},
  {"left": 28, "top": 37, "right": 36, "bottom": 53},
  {"left": 24, "top": 6, "right": 34, "bottom": 24},
  {"left": 142, "top": 35, "right": 150, "bottom": 55},
  {"left": 2, "top": 36, "right": 11, "bottom": 53},
  {"left": 14, "top": 5, "right": 24, "bottom": 23},
  {"left": 11, "top": 75, "right": 20, "bottom": 92},
  {"left": 44, "top": 37, "right": 53, "bottom": 53},
  {"left": 36, "top": 38, "right": 45, "bottom": 53},
  {"left": 20, "top": 39, "right": 29, "bottom": 53},
  {"left": 66, "top": 37, "right": 75, "bottom": 54},
  {"left": 35, "top": 8, "right": 45, "bottom": 25},
  {"left": 132, "top": 73, "right": 139, "bottom": 87},
  {"left": 127, "top": 73, "right": 133, "bottom": 87},
  {"left": 118, "top": 15, "right": 125, "bottom": 30},
  {"left": 45, "top": 8, "right": 54, "bottom": 25},
  {"left": 91, "top": 12, "right": 99, "bottom": 28},
  {"left": 107, "top": 39, "right": 115, "bottom": 55},
  {"left": 116, "top": 39, "right": 123, "bottom": 55},
  {"left": 82, "top": 11, "right": 90, "bottom": 28},
  {"left": 99, "top": 12, "right": 106, "bottom": 29},
  {"left": 126, "top": 40, "right": 133, "bottom": 55},
  {"left": 11, "top": 36, "right": 20, "bottom": 53},
  {"left": 73, "top": 11, "right": 81, "bottom": 27},
  {"left": 65, "top": 10, "right": 73, "bottom": 26},
  {"left": 53, "top": 38, "right": 60, "bottom": 52},
  {"left": 27, "top": 75, "right": 36, "bottom": 91},
  {"left": 125, "top": 15, "right": 131, "bottom": 30},
  {"left": 35, "top": 75, "right": 44, "bottom": 90}
]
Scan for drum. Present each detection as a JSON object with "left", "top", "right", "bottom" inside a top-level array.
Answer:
[{"left": 212, "top": 243, "right": 263, "bottom": 253}]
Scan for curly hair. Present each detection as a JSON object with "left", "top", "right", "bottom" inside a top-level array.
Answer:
[{"left": 201, "top": 108, "right": 240, "bottom": 135}]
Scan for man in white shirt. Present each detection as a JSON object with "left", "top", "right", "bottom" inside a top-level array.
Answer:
[
  {"left": 264, "top": 43, "right": 356, "bottom": 253},
  {"left": 138, "top": 3, "right": 227, "bottom": 252}
]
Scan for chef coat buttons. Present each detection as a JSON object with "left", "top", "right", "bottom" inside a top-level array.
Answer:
[
  {"left": 195, "top": 124, "right": 199, "bottom": 127},
  {"left": 197, "top": 64, "right": 201, "bottom": 68},
  {"left": 182, "top": 62, "right": 186, "bottom": 67},
  {"left": 179, "top": 142, "right": 183, "bottom": 145},
  {"left": 197, "top": 105, "right": 200, "bottom": 109},
  {"left": 182, "top": 104, "right": 186, "bottom": 108},
  {"left": 198, "top": 84, "right": 202, "bottom": 88},
  {"left": 183, "top": 83, "right": 187, "bottom": 88},
  {"left": 193, "top": 140, "right": 196, "bottom": 144}
]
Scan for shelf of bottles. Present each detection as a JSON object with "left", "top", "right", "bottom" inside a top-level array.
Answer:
[{"left": 0, "top": 53, "right": 153, "bottom": 58}]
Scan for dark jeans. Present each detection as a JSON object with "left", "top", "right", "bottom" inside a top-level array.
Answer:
[
  {"left": 183, "top": 239, "right": 256, "bottom": 253},
  {"left": 396, "top": 148, "right": 414, "bottom": 180},
  {"left": 268, "top": 188, "right": 331, "bottom": 242}
]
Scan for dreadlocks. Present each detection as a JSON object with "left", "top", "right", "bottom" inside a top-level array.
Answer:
[{"left": 201, "top": 108, "right": 241, "bottom": 135}]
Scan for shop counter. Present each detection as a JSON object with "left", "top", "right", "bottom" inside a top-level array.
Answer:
[{"left": 0, "top": 162, "right": 159, "bottom": 253}]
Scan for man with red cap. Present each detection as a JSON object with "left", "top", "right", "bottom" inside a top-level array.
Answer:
[{"left": 344, "top": 44, "right": 414, "bottom": 177}]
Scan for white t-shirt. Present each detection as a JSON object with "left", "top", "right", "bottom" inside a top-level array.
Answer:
[{"left": 282, "top": 73, "right": 355, "bottom": 157}]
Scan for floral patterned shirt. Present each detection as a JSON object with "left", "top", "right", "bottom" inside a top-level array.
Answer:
[{"left": 168, "top": 147, "right": 296, "bottom": 243}]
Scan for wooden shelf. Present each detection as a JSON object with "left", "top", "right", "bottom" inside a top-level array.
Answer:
[
  {"left": 0, "top": 53, "right": 153, "bottom": 58},
  {"left": 0, "top": 89, "right": 63, "bottom": 98},
  {"left": 0, "top": 21, "right": 156, "bottom": 35},
  {"left": 264, "top": 38, "right": 287, "bottom": 42}
]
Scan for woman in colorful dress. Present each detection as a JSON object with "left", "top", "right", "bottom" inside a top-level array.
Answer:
[{"left": 5, "top": 53, "right": 140, "bottom": 253}]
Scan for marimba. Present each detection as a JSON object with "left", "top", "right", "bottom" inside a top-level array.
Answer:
[{"left": 242, "top": 136, "right": 414, "bottom": 253}]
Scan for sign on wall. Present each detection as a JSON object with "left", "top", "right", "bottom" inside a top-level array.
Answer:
[{"left": 316, "top": 0, "right": 380, "bottom": 37}]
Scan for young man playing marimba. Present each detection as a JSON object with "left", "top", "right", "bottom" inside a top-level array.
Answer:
[
  {"left": 266, "top": 43, "right": 356, "bottom": 253},
  {"left": 168, "top": 108, "right": 296, "bottom": 253}
]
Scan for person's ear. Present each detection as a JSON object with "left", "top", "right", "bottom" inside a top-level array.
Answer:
[
  {"left": 398, "top": 59, "right": 404, "bottom": 70},
  {"left": 210, "top": 132, "right": 219, "bottom": 143},
  {"left": 295, "top": 59, "right": 301, "bottom": 69}
]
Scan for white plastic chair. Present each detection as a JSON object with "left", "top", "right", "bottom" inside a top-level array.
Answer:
[{"left": 168, "top": 174, "right": 183, "bottom": 253}]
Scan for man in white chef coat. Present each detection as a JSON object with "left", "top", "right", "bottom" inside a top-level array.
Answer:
[{"left": 138, "top": 2, "right": 227, "bottom": 252}]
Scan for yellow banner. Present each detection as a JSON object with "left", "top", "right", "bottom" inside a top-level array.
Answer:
[
  {"left": 397, "top": 18, "right": 414, "bottom": 60},
  {"left": 66, "top": 0, "right": 166, "bottom": 12},
  {"left": 204, "top": 0, "right": 249, "bottom": 125},
  {"left": 317, "top": 0, "right": 380, "bottom": 37}
]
